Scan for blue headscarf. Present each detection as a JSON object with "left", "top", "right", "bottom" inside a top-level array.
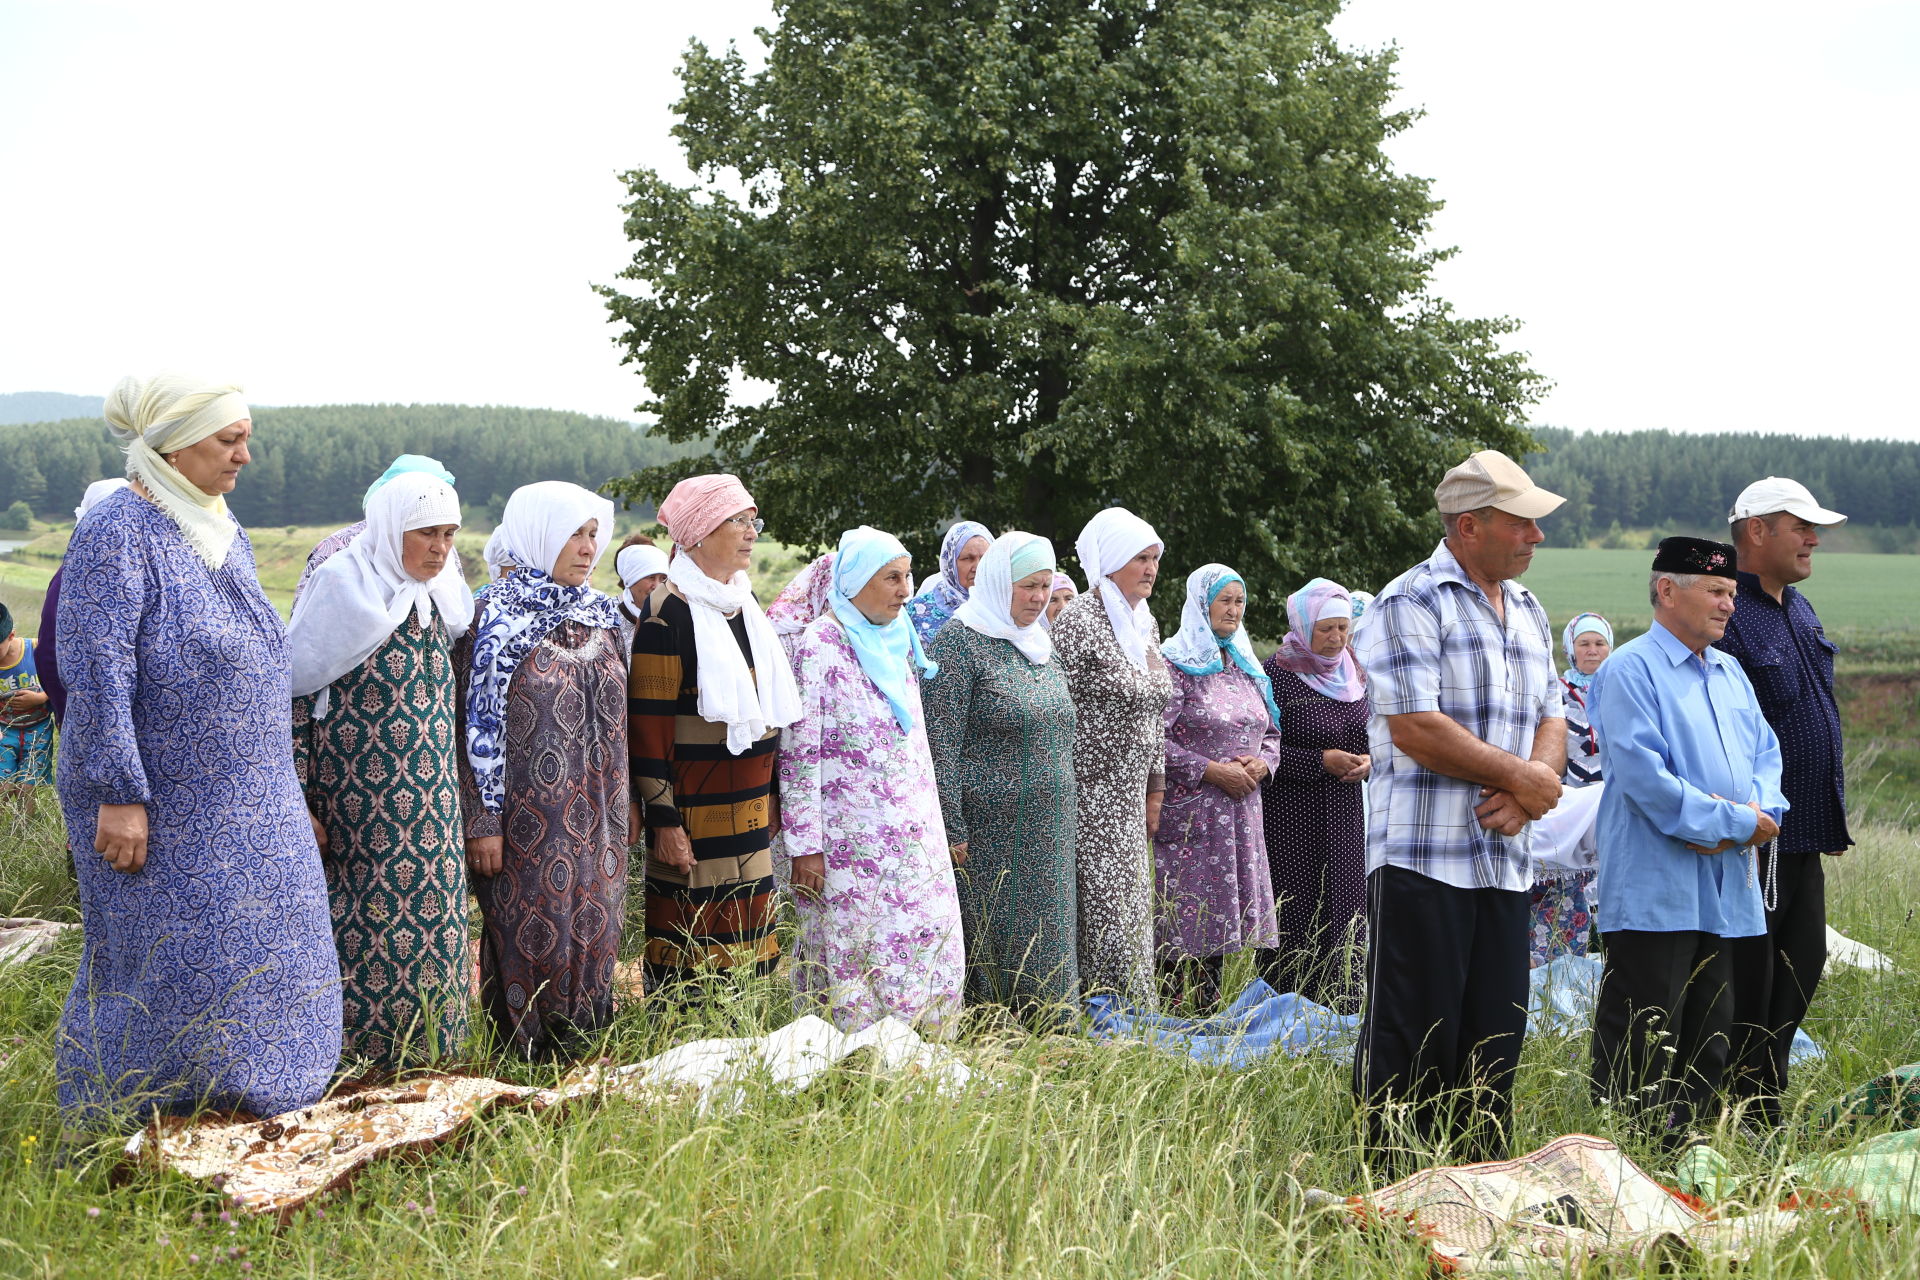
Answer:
[
  {"left": 1561, "top": 612, "right": 1614, "bottom": 690},
  {"left": 1159, "top": 564, "right": 1281, "bottom": 729},
  {"left": 829, "top": 526, "right": 938, "bottom": 733},
  {"left": 365, "top": 454, "right": 456, "bottom": 507}
]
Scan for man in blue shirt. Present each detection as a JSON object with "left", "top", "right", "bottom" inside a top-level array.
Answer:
[
  {"left": 1588, "top": 537, "right": 1787, "bottom": 1150},
  {"left": 1716, "top": 477, "right": 1851, "bottom": 1127}
]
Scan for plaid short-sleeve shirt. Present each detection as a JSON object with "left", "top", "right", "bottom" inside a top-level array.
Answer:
[{"left": 1352, "top": 540, "right": 1564, "bottom": 891}]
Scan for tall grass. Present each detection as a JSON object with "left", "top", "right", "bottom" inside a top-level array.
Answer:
[{"left": 4, "top": 803, "right": 1920, "bottom": 1276}]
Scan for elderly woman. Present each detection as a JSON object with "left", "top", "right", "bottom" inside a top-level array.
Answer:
[
  {"left": 1528, "top": 612, "right": 1611, "bottom": 965},
  {"left": 1051, "top": 507, "right": 1173, "bottom": 1008},
  {"left": 924, "top": 532, "right": 1080, "bottom": 1023},
  {"left": 54, "top": 373, "right": 341, "bottom": 1125},
  {"left": 457, "top": 481, "right": 628, "bottom": 1059},
  {"left": 630, "top": 474, "right": 801, "bottom": 993},
  {"left": 780, "top": 526, "right": 964, "bottom": 1031},
  {"left": 1155, "top": 565, "right": 1283, "bottom": 1005},
  {"left": 1260, "top": 578, "right": 1371, "bottom": 1007},
  {"left": 904, "top": 519, "right": 992, "bottom": 644},
  {"left": 768, "top": 552, "right": 834, "bottom": 663},
  {"left": 288, "top": 472, "right": 475, "bottom": 1069},
  {"left": 35, "top": 479, "right": 129, "bottom": 729},
  {"left": 292, "top": 455, "right": 459, "bottom": 606},
  {"left": 613, "top": 537, "right": 670, "bottom": 652},
  {"left": 1043, "top": 572, "right": 1078, "bottom": 628}
]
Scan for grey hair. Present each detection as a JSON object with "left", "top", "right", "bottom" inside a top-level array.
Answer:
[
  {"left": 1649, "top": 571, "right": 1701, "bottom": 607},
  {"left": 1443, "top": 505, "right": 1497, "bottom": 537}
]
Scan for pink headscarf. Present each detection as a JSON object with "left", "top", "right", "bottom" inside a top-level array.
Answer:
[
  {"left": 1268, "top": 577, "right": 1366, "bottom": 702},
  {"left": 768, "top": 553, "right": 834, "bottom": 640},
  {"left": 657, "top": 473, "right": 755, "bottom": 548}
]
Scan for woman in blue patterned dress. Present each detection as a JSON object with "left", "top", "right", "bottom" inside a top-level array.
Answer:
[{"left": 55, "top": 373, "right": 342, "bottom": 1127}]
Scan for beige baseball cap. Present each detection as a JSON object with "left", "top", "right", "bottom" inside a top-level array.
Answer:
[
  {"left": 1434, "top": 449, "right": 1565, "bottom": 519},
  {"left": 1728, "top": 476, "right": 1847, "bottom": 526}
]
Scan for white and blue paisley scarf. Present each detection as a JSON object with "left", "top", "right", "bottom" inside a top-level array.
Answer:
[{"left": 463, "top": 567, "right": 623, "bottom": 813}]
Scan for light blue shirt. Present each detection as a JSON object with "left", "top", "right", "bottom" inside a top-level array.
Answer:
[{"left": 1589, "top": 621, "right": 1788, "bottom": 937}]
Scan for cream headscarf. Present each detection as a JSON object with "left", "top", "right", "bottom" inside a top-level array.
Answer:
[
  {"left": 102, "top": 372, "right": 251, "bottom": 569},
  {"left": 953, "top": 531, "right": 1056, "bottom": 664},
  {"left": 1074, "top": 507, "right": 1163, "bottom": 671}
]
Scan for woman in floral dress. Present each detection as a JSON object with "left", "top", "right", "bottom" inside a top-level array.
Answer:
[
  {"left": 780, "top": 526, "right": 964, "bottom": 1033},
  {"left": 1528, "top": 612, "right": 1610, "bottom": 965},
  {"left": 1154, "top": 564, "right": 1282, "bottom": 1006},
  {"left": 1051, "top": 507, "right": 1172, "bottom": 1009}
]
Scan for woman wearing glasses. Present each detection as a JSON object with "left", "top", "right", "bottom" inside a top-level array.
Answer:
[{"left": 629, "top": 475, "right": 802, "bottom": 996}]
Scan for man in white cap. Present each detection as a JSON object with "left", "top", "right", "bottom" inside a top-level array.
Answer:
[
  {"left": 1350, "top": 449, "right": 1567, "bottom": 1170},
  {"left": 1715, "top": 477, "right": 1851, "bottom": 1127}
]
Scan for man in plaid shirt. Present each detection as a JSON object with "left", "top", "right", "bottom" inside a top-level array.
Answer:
[{"left": 1351, "top": 450, "right": 1567, "bottom": 1169}]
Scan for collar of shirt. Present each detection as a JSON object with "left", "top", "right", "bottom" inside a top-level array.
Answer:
[
  {"left": 1648, "top": 619, "right": 1735, "bottom": 672},
  {"left": 1734, "top": 569, "right": 1797, "bottom": 612},
  {"left": 1427, "top": 538, "right": 1538, "bottom": 618}
]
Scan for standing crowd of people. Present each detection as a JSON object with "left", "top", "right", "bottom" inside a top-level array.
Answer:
[{"left": 11, "top": 372, "right": 1854, "bottom": 1171}]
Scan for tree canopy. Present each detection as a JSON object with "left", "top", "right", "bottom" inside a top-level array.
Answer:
[
  {"left": 0, "top": 404, "right": 686, "bottom": 528},
  {"left": 601, "top": 0, "right": 1542, "bottom": 619}
]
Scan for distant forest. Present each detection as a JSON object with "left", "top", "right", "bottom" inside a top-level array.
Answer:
[
  {"left": 2, "top": 406, "right": 1914, "bottom": 542},
  {"left": 0, "top": 404, "right": 689, "bottom": 527},
  {"left": 1522, "top": 428, "right": 1920, "bottom": 548}
]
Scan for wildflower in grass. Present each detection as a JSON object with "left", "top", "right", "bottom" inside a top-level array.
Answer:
[
  {"left": 86, "top": 1207, "right": 100, "bottom": 1219},
  {"left": 189, "top": 1255, "right": 199, "bottom": 1264},
  {"left": 516, "top": 1185, "right": 528, "bottom": 1196},
  {"left": 405, "top": 1199, "right": 419, "bottom": 1212}
]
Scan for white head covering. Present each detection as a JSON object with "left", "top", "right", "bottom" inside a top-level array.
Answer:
[
  {"left": 953, "top": 531, "right": 1055, "bottom": 664},
  {"left": 662, "top": 480, "right": 803, "bottom": 755},
  {"left": 74, "top": 478, "right": 129, "bottom": 523},
  {"left": 481, "top": 527, "right": 512, "bottom": 581},
  {"left": 287, "top": 473, "right": 474, "bottom": 716},
  {"left": 102, "top": 372, "right": 251, "bottom": 569},
  {"left": 1074, "top": 506, "right": 1163, "bottom": 671},
  {"left": 1314, "top": 594, "right": 1353, "bottom": 624},
  {"left": 495, "top": 481, "right": 615, "bottom": 579},
  {"left": 616, "top": 543, "right": 670, "bottom": 589}
]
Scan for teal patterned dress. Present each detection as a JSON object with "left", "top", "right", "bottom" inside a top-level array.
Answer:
[
  {"left": 294, "top": 612, "right": 472, "bottom": 1069},
  {"left": 922, "top": 623, "right": 1080, "bottom": 1021}
]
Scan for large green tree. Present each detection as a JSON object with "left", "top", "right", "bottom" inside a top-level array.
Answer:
[{"left": 601, "top": 0, "right": 1543, "bottom": 615}]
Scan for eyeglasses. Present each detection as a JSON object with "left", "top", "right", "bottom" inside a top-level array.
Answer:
[{"left": 725, "top": 515, "right": 766, "bottom": 533}]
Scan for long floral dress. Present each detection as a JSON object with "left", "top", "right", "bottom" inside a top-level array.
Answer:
[
  {"left": 779, "top": 614, "right": 964, "bottom": 1033},
  {"left": 456, "top": 619, "right": 629, "bottom": 1059},
  {"left": 54, "top": 489, "right": 341, "bottom": 1125},
  {"left": 923, "top": 623, "right": 1080, "bottom": 1021},
  {"left": 1156, "top": 666, "right": 1281, "bottom": 961},
  {"left": 1259, "top": 665, "right": 1371, "bottom": 1008},
  {"left": 1050, "top": 590, "right": 1172, "bottom": 1009},
  {"left": 294, "top": 612, "right": 472, "bottom": 1069}
]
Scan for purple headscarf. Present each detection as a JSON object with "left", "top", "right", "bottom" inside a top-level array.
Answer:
[{"left": 1267, "top": 577, "right": 1366, "bottom": 702}]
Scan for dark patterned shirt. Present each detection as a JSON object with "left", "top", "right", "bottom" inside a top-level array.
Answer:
[{"left": 1713, "top": 570, "right": 1851, "bottom": 855}]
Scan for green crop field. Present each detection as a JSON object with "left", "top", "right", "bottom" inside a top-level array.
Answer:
[{"left": 1519, "top": 548, "right": 1920, "bottom": 639}]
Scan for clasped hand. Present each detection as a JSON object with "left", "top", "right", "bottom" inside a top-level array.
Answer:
[
  {"left": 1685, "top": 797, "right": 1781, "bottom": 854},
  {"left": 1203, "top": 757, "right": 1268, "bottom": 799},
  {"left": 1474, "top": 762, "right": 1563, "bottom": 836}
]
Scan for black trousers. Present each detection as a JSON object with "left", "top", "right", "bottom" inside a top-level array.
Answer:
[
  {"left": 1728, "top": 848, "right": 1828, "bottom": 1125},
  {"left": 1352, "top": 866, "right": 1530, "bottom": 1169},
  {"left": 1590, "top": 930, "right": 1735, "bottom": 1146}
]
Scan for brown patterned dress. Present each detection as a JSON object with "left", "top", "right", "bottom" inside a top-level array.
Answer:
[
  {"left": 455, "top": 619, "right": 629, "bottom": 1059},
  {"left": 1050, "top": 590, "right": 1172, "bottom": 1009}
]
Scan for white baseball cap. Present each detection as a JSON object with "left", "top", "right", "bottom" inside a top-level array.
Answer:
[{"left": 1728, "top": 477, "right": 1847, "bottom": 526}]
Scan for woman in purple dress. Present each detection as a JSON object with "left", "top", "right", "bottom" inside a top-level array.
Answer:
[
  {"left": 55, "top": 373, "right": 342, "bottom": 1127},
  {"left": 1259, "top": 577, "right": 1371, "bottom": 1010},
  {"left": 1153, "top": 564, "right": 1282, "bottom": 1006}
]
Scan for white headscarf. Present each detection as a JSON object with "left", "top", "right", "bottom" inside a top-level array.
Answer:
[
  {"left": 102, "top": 372, "right": 251, "bottom": 569},
  {"left": 74, "top": 478, "right": 129, "bottom": 524},
  {"left": 1074, "top": 507, "right": 1163, "bottom": 671},
  {"left": 491, "top": 481, "right": 615, "bottom": 578},
  {"left": 665, "top": 531, "right": 803, "bottom": 756},
  {"left": 482, "top": 527, "right": 513, "bottom": 581},
  {"left": 953, "top": 531, "right": 1055, "bottom": 664},
  {"left": 287, "top": 473, "right": 474, "bottom": 716},
  {"left": 616, "top": 543, "right": 670, "bottom": 589}
]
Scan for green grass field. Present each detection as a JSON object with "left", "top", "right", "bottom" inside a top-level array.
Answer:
[{"left": 1521, "top": 548, "right": 1920, "bottom": 639}]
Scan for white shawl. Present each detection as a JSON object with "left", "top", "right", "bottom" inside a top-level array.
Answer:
[{"left": 666, "top": 552, "right": 803, "bottom": 754}]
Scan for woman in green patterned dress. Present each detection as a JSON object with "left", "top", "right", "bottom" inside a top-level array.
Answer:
[
  {"left": 287, "top": 471, "right": 476, "bottom": 1070},
  {"left": 923, "top": 532, "right": 1080, "bottom": 1026}
]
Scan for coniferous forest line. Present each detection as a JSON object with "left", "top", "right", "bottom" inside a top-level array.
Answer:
[
  {"left": 0, "top": 406, "right": 1914, "bottom": 545},
  {"left": 0, "top": 404, "right": 692, "bottom": 528}
]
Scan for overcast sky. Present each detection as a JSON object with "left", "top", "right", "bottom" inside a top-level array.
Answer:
[{"left": 2, "top": 0, "right": 1914, "bottom": 441}]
